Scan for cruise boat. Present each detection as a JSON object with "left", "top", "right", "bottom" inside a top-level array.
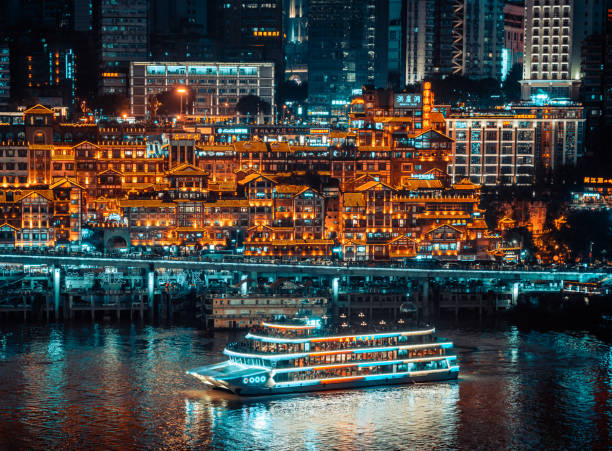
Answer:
[{"left": 187, "top": 317, "right": 459, "bottom": 396}]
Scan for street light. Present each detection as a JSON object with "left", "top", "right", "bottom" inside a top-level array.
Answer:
[{"left": 176, "top": 87, "right": 187, "bottom": 116}]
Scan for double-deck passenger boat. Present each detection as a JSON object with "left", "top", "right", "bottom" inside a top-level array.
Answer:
[{"left": 187, "top": 317, "right": 459, "bottom": 395}]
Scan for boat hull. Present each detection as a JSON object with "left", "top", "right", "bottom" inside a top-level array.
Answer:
[{"left": 191, "top": 367, "right": 458, "bottom": 396}]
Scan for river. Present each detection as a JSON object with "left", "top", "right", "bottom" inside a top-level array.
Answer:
[{"left": 0, "top": 321, "right": 610, "bottom": 450}]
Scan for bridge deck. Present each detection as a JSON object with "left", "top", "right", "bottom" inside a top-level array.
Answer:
[{"left": 0, "top": 254, "right": 605, "bottom": 282}]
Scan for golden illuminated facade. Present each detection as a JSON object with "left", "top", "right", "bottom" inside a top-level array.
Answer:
[{"left": 0, "top": 98, "right": 504, "bottom": 259}]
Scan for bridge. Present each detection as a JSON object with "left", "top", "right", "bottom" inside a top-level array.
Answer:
[
  {"left": 0, "top": 253, "right": 607, "bottom": 322},
  {"left": 0, "top": 253, "right": 606, "bottom": 282}
]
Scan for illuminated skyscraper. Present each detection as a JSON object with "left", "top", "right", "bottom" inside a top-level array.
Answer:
[
  {"left": 96, "top": 0, "right": 148, "bottom": 95},
  {"left": 284, "top": 0, "right": 308, "bottom": 83},
  {"left": 404, "top": 0, "right": 454, "bottom": 84},
  {"left": 521, "top": 0, "right": 609, "bottom": 101},
  {"left": 308, "top": 0, "right": 388, "bottom": 111},
  {"left": 459, "top": 0, "right": 505, "bottom": 79},
  {"left": 404, "top": 0, "right": 503, "bottom": 84}
]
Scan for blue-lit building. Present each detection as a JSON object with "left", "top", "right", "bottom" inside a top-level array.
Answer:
[
  {"left": 307, "top": 0, "right": 389, "bottom": 115},
  {"left": 0, "top": 44, "right": 9, "bottom": 107}
]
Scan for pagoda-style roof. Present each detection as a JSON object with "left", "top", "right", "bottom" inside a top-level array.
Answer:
[
  {"left": 167, "top": 163, "right": 208, "bottom": 177},
  {"left": 71, "top": 140, "right": 100, "bottom": 149},
  {"left": 402, "top": 178, "right": 443, "bottom": 190},
  {"left": 49, "top": 177, "right": 85, "bottom": 190},
  {"left": 355, "top": 180, "right": 395, "bottom": 192},
  {"left": 237, "top": 172, "right": 277, "bottom": 186},
  {"left": 23, "top": 104, "right": 54, "bottom": 115},
  {"left": 98, "top": 168, "right": 124, "bottom": 176},
  {"left": 452, "top": 178, "right": 481, "bottom": 190},
  {"left": 234, "top": 141, "right": 267, "bottom": 152},
  {"left": 0, "top": 222, "right": 19, "bottom": 230},
  {"left": 15, "top": 190, "right": 54, "bottom": 202}
]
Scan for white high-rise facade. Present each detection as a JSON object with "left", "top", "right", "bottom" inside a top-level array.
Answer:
[{"left": 521, "top": 0, "right": 608, "bottom": 101}]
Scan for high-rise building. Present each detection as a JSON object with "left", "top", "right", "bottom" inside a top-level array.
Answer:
[
  {"left": 96, "top": 0, "right": 148, "bottom": 95},
  {"left": 459, "top": 0, "right": 505, "bottom": 79},
  {"left": 308, "top": 0, "right": 388, "bottom": 110},
  {"left": 521, "top": 0, "right": 609, "bottom": 101},
  {"left": 404, "top": 0, "right": 454, "bottom": 84},
  {"left": 503, "top": 1, "right": 524, "bottom": 79},
  {"left": 74, "top": 0, "right": 93, "bottom": 31},
  {"left": 404, "top": 0, "right": 503, "bottom": 85},
  {"left": 7, "top": 35, "right": 77, "bottom": 106},
  {"left": 0, "top": 44, "right": 9, "bottom": 107},
  {"left": 28, "top": 40, "right": 76, "bottom": 105},
  {"left": 284, "top": 0, "right": 308, "bottom": 83},
  {"left": 388, "top": 0, "right": 404, "bottom": 88},
  {"left": 148, "top": 0, "right": 213, "bottom": 62},
  {"left": 208, "top": 0, "right": 284, "bottom": 88},
  {"left": 580, "top": 16, "right": 612, "bottom": 157}
]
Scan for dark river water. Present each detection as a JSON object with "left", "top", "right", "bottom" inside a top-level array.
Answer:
[{"left": 0, "top": 321, "right": 610, "bottom": 450}]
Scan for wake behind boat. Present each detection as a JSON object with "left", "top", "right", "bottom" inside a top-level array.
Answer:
[{"left": 187, "top": 317, "right": 459, "bottom": 396}]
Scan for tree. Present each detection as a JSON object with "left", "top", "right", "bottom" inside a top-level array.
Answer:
[
  {"left": 147, "top": 94, "right": 162, "bottom": 121},
  {"left": 502, "top": 63, "right": 522, "bottom": 102},
  {"left": 236, "top": 95, "right": 271, "bottom": 117},
  {"left": 154, "top": 88, "right": 193, "bottom": 117},
  {"left": 555, "top": 211, "right": 612, "bottom": 261}
]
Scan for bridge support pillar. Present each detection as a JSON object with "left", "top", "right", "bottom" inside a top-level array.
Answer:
[
  {"left": 512, "top": 282, "right": 519, "bottom": 306},
  {"left": 53, "top": 266, "right": 61, "bottom": 320},
  {"left": 241, "top": 273, "right": 249, "bottom": 296},
  {"left": 147, "top": 266, "right": 155, "bottom": 310},
  {"left": 421, "top": 279, "right": 430, "bottom": 320},
  {"left": 332, "top": 277, "right": 339, "bottom": 305}
]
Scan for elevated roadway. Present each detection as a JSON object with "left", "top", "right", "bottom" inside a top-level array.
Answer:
[{"left": 0, "top": 254, "right": 606, "bottom": 283}]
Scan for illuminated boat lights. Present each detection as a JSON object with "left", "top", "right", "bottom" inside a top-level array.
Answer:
[
  {"left": 223, "top": 342, "right": 455, "bottom": 361},
  {"left": 261, "top": 322, "right": 317, "bottom": 330},
  {"left": 273, "top": 355, "right": 457, "bottom": 374},
  {"left": 274, "top": 366, "right": 460, "bottom": 388},
  {"left": 246, "top": 328, "right": 436, "bottom": 344},
  {"left": 246, "top": 333, "right": 311, "bottom": 344}
]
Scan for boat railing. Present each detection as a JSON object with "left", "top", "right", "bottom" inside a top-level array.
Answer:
[{"left": 249, "top": 323, "right": 432, "bottom": 340}]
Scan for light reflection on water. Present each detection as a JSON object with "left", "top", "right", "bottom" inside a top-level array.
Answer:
[{"left": 0, "top": 323, "right": 610, "bottom": 450}]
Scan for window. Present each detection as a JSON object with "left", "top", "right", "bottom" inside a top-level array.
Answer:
[
  {"left": 167, "top": 65, "right": 186, "bottom": 75},
  {"left": 238, "top": 66, "right": 257, "bottom": 76},
  {"left": 219, "top": 66, "right": 237, "bottom": 76},
  {"left": 146, "top": 65, "right": 166, "bottom": 75},
  {"left": 189, "top": 65, "right": 216, "bottom": 75}
]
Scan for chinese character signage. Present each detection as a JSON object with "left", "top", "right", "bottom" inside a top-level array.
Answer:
[{"left": 395, "top": 94, "right": 422, "bottom": 107}]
